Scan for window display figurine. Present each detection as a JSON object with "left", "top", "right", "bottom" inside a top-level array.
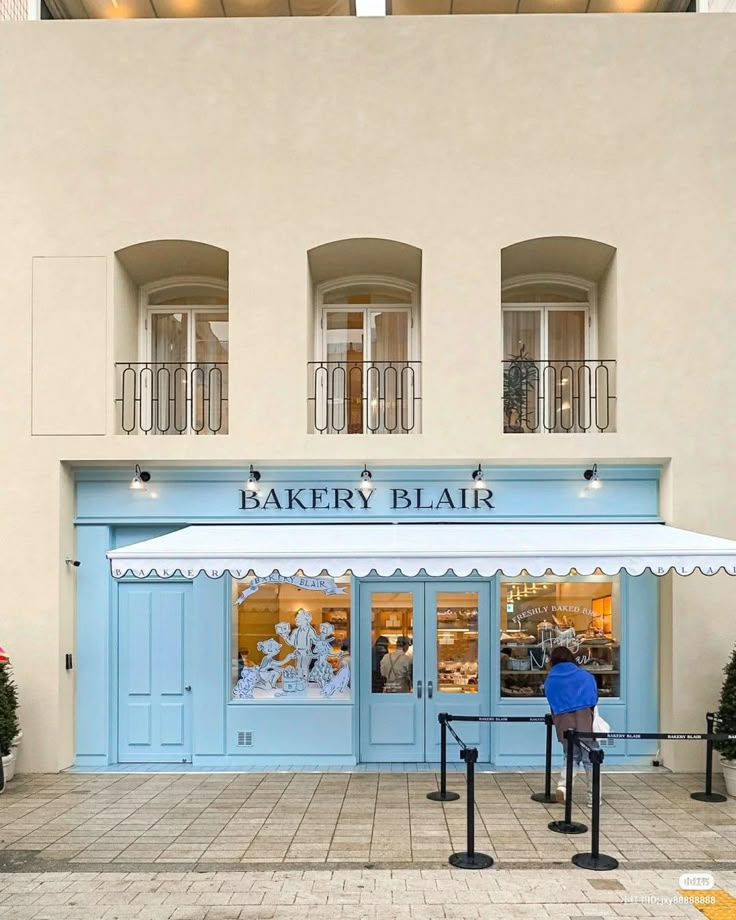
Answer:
[
  {"left": 321, "top": 660, "right": 350, "bottom": 697},
  {"left": 289, "top": 609, "right": 318, "bottom": 683},
  {"left": 254, "top": 638, "right": 295, "bottom": 690},
  {"left": 274, "top": 621, "right": 292, "bottom": 645},
  {"left": 232, "top": 665, "right": 259, "bottom": 700},
  {"left": 311, "top": 622, "right": 339, "bottom": 688}
]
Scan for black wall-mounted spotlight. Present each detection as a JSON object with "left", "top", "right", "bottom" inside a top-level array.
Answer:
[
  {"left": 129, "top": 464, "right": 151, "bottom": 491},
  {"left": 583, "top": 464, "right": 603, "bottom": 490},
  {"left": 472, "top": 464, "right": 486, "bottom": 490}
]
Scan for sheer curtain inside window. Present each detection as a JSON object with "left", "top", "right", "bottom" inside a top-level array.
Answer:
[
  {"left": 147, "top": 308, "right": 229, "bottom": 434},
  {"left": 150, "top": 313, "right": 187, "bottom": 433},
  {"left": 195, "top": 312, "right": 229, "bottom": 433},
  {"left": 370, "top": 311, "right": 409, "bottom": 433},
  {"left": 502, "top": 298, "right": 588, "bottom": 433},
  {"left": 503, "top": 311, "right": 540, "bottom": 361},
  {"left": 548, "top": 311, "right": 586, "bottom": 432}
]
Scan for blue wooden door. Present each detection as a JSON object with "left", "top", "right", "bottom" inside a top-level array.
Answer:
[
  {"left": 359, "top": 583, "right": 426, "bottom": 762},
  {"left": 118, "top": 583, "right": 192, "bottom": 763}
]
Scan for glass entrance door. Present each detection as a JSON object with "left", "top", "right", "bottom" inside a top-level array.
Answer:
[{"left": 359, "top": 582, "right": 490, "bottom": 763}]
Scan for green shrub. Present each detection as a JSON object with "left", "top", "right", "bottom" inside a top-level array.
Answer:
[
  {"left": 715, "top": 646, "right": 736, "bottom": 762},
  {"left": 0, "top": 662, "right": 20, "bottom": 757}
]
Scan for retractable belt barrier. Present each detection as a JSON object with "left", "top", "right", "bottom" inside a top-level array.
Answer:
[
  {"left": 551, "top": 724, "right": 736, "bottom": 872},
  {"left": 437, "top": 720, "right": 493, "bottom": 870},
  {"left": 427, "top": 710, "right": 731, "bottom": 872},
  {"left": 427, "top": 712, "right": 555, "bottom": 805}
]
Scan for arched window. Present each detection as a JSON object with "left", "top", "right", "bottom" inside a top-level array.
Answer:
[
  {"left": 142, "top": 277, "right": 229, "bottom": 368},
  {"left": 501, "top": 274, "right": 611, "bottom": 434},
  {"left": 138, "top": 277, "right": 229, "bottom": 435},
  {"left": 115, "top": 240, "right": 229, "bottom": 435},
  {"left": 502, "top": 274, "right": 594, "bottom": 366},
  {"left": 313, "top": 275, "right": 420, "bottom": 434}
]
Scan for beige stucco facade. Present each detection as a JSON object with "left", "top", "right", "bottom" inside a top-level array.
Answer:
[{"left": 1, "top": 14, "right": 735, "bottom": 772}]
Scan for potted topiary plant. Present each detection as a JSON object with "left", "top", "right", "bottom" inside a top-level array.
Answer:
[
  {"left": 0, "top": 652, "right": 21, "bottom": 784},
  {"left": 503, "top": 344, "right": 540, "bottom": 433},
  {"left": 714, "top": 645, "right": 736, "bottom": 797}
]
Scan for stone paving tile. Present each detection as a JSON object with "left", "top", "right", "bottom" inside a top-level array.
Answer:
[
  {"left": 0, "top": 868, "right": 734, "bottom": 918},
  {"left": 1, "top": 770, "right": 735, "bottom": 873}
]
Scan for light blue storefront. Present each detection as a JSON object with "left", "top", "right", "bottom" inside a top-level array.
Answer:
[{"left": 74, "top": 465, "right": 660, "bottom": 769}]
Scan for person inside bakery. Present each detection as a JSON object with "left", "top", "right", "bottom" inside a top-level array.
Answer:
[
  {"left": 543, "top": 645, "right": 599, "bottom": 808},
  {"left": 380, "top": 636, "right": 413, "bottom": 693},
  {"left": 372, "top": 635, "right": 390, "bottom": 693}
]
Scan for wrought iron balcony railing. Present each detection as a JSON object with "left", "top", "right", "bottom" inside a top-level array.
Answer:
[
  {"left": 115, "top": 362, "right": 229, "bottom": 435},
  {"left": 308, "top": 360, "right": 421, "bottom": 434},
  {"left": 502, "top": 358, "right": 616, "bottom": 433}
]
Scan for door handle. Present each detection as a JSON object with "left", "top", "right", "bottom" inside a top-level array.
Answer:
[
  {"left": 428, "top": 680, "right": 433, "bottom": 699},
  {"left": 417, "top": 680, "right": 422, "bottom": 699},
  {"left": 184, "top": 685, "right": 191, "bottom": 692}
]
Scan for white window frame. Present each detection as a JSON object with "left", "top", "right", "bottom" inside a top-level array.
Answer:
[
  {"left": 139, "top": 276, "right": 229, "bottom": 363},
  {"left": 501, "top": 273, "right": 597, "bottom": 362},
  {"left": 313, "top": 274, "right": 421, "bottom": 434}
]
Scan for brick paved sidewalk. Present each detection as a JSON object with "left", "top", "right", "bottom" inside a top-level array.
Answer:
[
  {"left": 1, "top": 867, "right": 735, "bottom": 920},
  {"left": 1, "top": 771, "right": 735, "bottom": 869}
]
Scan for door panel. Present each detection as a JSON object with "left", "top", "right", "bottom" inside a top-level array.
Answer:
[
  {"left": 424, "top": 583, "right": 490, "bottom": 762},
  {"left": 118, "top": 584, "right": 192, "bottom": 763},
  {"left": 359, "top": 583, "right": 425, "bottom": 762}
]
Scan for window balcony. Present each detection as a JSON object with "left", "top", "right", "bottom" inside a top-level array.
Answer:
[
  {"left": 308, "top": 360, "right": 421, "bottom": 434},
  {"left": 502, "top": 358, "right": 616, "bottom": 433},
  {"left": 116, "top": 362, "right": 229, "bottom": 435}
]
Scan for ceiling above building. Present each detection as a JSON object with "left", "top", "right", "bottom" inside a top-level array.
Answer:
[{"left": 49, "top": 0, "right": 690, "bottom": 16}]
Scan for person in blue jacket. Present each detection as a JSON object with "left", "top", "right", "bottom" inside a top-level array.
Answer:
[{"left": 544, "top": 645, "right": 599, "bottom": 806}]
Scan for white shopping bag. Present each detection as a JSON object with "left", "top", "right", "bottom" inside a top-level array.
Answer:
[{"left": 593, "top": 706, "right": 613, "bottom": 746}]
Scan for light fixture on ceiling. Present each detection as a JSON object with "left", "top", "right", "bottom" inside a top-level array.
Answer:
[
  {"left": 359, "top": 465, "right": 374, "bottom": 493},
  {"left": 583, "top": 464, "right": 603, "bottom": 490},
  {"left": 246, "top": 465, "right": 262, "bottom": 492},
  {"left": 472, "top": 464, "right": 486, "bottom": 490},
  {"left": 129, "top": 464, "right": 151, "bottom": 491}
]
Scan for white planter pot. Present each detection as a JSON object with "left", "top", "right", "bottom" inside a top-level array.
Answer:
[
  {"left": 720, "top": 758, "right": 736, "bottom": 798},
  {"left": 1, "top": 748, "right": 17, "bottom": 783}
]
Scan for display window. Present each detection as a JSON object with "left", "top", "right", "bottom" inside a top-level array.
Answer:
[
  {"left": 500, "top": 575, "right": 620, "bottom": 699},
  {"left": 231, "top": 575, "right": 352, "bottom": 701}
]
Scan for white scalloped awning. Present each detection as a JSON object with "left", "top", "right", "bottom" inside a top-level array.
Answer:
[{"left": 107, "top": 522, "right": 736, "bottom": 579}]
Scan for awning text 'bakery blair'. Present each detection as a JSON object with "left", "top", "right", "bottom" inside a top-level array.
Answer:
[{"left": 238, "top": 486, "right": 494, "bottom": 512}]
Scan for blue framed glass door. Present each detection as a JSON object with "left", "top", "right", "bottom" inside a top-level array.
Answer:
[
  {"left": 359, "top": 580, "right": 491, "bottom": 763},
  {"left": 359, "top": 582, "right": 425, "bottom": 762}
]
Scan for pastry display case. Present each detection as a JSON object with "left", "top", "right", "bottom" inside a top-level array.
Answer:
[
  {"left": 500, "top": 578, "right": 620, "bottom": 699},
  {"left": 436, "top": 592, "right": 479, "bottom": 694}
]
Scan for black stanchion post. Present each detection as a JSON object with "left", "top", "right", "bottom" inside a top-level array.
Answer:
[
  {"left": 449, "top": 747, "right": 493, "bottom": 870},
  {"left": 0, "top": 746, "right": 4, "bottom": 794},
  {"left": 428, "top": 712, "right": 461, "bottom": 803},
  {"left": 531, "top": 713, "right": 556, "bottom": 804},
  {"left": 548, "top": 731, "right": 587, "bottom": 835},
  {"left": 572, "top": 749, "right": 618, "bottom": 871},
  {"left": 691, "top": 712, "right": 727, "bottom": 803}
]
